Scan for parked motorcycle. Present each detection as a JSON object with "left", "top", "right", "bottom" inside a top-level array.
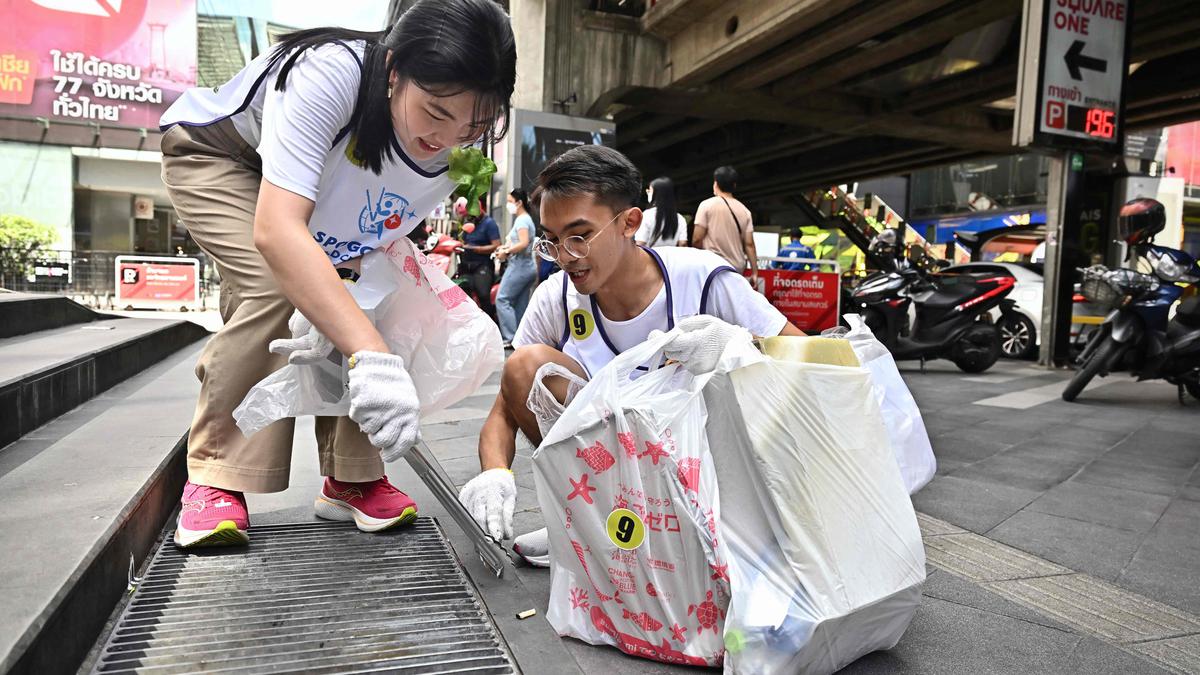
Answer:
[
  {"left": 848, "top": 230, "right": 1018, "bottom": 373},
  {"left": 1062, "top": 199, "right": 1200, "bottom": 402},
  {"left": 423, "top": 232, "right": 501, "bottom": 309}
]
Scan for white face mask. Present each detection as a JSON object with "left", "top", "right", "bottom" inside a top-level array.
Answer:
[{"left": 506, "top": 202, "right": 518, "bottom": 215}]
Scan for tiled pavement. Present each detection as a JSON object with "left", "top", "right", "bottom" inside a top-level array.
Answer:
[{"left": 248, "top": 357, "right": 1200, "bottom": 674}]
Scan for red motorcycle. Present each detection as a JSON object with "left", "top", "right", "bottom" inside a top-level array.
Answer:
[
  {"left": 423, "top": 233, "right": 500, "bottom": 309},
  {"left": 848, "top": 230, "right": 1018, "bottom": 373}
]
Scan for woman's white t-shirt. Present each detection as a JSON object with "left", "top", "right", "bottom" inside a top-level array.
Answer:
[
  {"left": 635, "top": 207, "right": 687, "bottom": 248},
  {"left": 160, "top": 41, "right": 454, "bottom": 264}
]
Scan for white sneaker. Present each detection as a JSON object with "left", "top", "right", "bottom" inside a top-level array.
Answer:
[{"left": 513, "top": 527, "right": 550, "bottom": 567}]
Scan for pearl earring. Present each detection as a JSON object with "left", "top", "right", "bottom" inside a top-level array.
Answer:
[{"left": 387, "top": 84, "right": 393, "bottom": 99}]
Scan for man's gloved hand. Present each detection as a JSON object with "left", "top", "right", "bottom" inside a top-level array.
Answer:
[
  {"left": 347, "top": 351, "right": 421, "bottom": 462},
  {"left": 653, "top": 314, "right": 751, "bottom": 375},
  {"left": 459, "top": 468, "right": 516, "bottom": 541},
  {"left": 269, "top": 309, "right": 335, "bottom": 365}
]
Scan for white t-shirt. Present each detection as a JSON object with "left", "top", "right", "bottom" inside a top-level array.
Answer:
[
  {"left": 513, "top": 251, "right": 786, "bottom": 352},
  {"left": 160, "top": 41, "right": 454, "bottom": 264},
  {"left": 635, "top": 207, "right": 687, "bottom": 248}
]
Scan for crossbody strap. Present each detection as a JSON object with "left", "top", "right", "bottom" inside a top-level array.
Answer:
[{"left": 719, "top": 196, "right": 743, "bottom": 235}]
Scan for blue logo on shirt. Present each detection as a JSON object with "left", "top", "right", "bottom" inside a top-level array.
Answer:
[
  {"left": 313, "top": 231, "right": 375, "bottom": 263},
  {"left": 359, "top": 188, "right": 417, "bottom": 239}
]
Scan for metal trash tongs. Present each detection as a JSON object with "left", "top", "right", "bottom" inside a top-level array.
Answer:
[{"left": 405, "top": 441, "right": 516, "bottom": 577}]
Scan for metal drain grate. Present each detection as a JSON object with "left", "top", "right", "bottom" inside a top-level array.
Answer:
[{"left": 91, "top": 519, "right": 517, "bottom": 674}]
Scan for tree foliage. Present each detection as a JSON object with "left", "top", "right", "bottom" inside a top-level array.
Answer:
[{"left": 0, "top": 214, "right": 59, "bottom": 286}]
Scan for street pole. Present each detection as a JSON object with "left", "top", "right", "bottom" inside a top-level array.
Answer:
[{"left": 1038, "top": 151, "right": 1084, "bottom": 367}]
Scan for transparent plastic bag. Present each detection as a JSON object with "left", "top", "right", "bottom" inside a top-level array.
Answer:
[
  {"left": 706, "top": 345, "right": 926, "bottom": 674},
  {"left": 233, "top": 238, "right": 503, "bottom": 437},
  {"left": 839, "top": 314, "right": 937, "bottom": 494}
]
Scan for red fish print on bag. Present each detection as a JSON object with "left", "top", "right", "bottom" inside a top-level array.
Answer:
[
  {"left": 617, "top": 431, "right": 638, "bottom": 459},
  {"left": 622, "top": 608, "right": 664, "bottom": 633},
  {"left": 402, "top": 255, "right": 422, "bottom": 286},
  {"left": 591, "top": 606, "right": 618, "bottom": 638},
  {"left": 676, "top": 457, "right": 701, "bottom": 493},
  {"left": 576, "top": 440, "right": 615, "bottom": 474}
]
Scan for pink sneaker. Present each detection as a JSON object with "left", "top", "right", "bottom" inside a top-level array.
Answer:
[
  {"left": 174, "top": 481, "right": 250, "bottom": 548},
  {"left": 314, "top": 476, "right": 418, "bottom": 532}
]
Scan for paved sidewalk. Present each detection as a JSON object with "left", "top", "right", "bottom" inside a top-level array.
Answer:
[{"left": 245, "top": 357, "right": 1199, "bottom": 674}]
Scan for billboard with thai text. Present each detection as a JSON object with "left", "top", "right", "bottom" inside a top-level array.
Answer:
[{"left": 0, "top": 0, "right": 196, "bottom": 129}]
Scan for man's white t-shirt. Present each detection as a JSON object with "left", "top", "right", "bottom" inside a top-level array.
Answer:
[
  {"left": 513, "top": 251, "right": 786, "bottom": 353},
  {"left": 634, "top": 207, "right": 687, "bottom": 248}
]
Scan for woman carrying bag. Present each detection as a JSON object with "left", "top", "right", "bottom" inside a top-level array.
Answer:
[
  {"left": 158, "top": 0, "right": 515, "bottom": 548},
  {"left": 495, "top": 188, "right": 538, "bottom": 347}
]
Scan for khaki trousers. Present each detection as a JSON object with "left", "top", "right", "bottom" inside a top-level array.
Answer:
[{"left": 161, "top": 121, "right": 383, "bottom": 493}]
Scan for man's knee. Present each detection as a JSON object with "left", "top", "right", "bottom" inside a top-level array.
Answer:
[
  {"left": 501, "top": 344, "right": 586, "bottom": 408},
  {"left": 500, "top": 344, "right": 562, "bottom": 396}
]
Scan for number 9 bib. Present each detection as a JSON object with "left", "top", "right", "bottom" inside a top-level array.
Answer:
[
  {"left": 569, "top": 308, "right": 595, "bottom": 340},
  {"left": 606, "top": 508, "right": 646, "bottom": 550}
]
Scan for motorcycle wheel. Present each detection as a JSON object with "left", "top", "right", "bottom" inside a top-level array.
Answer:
[
  {"left": 999, "top": 313, "right": 1038, "bottom": 360},
  {"left": 952, "top": 323, "right": 1001, "bottom": 373},
  {"left": 1062, "top": 337, "right": 1116, "bottom": 402}
]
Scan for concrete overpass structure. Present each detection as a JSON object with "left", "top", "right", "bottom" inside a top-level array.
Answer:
[{"left": 515, "top": 0, "right": 1200, "bottom": 220}]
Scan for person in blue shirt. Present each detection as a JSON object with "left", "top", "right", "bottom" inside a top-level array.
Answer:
[
  {"left": 775, "top": 232, "right": 815, "bottom": 271},
  {"left": 495, "top": 188, "right": 539, "bottom": 347},
  {"left": 461, "top": 203, "right": 502, "bottom": 319}
]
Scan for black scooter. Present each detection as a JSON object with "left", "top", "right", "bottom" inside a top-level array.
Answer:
[
  {"left": 1063, "top": 198, "right": 1200, "bottom": 402},
  {"left": 848, "top": 232, "right": 1019, "bottom": 373}
]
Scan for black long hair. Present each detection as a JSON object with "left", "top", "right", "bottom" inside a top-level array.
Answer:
[
  {"left": 510, "top": 187, "right": 532, "bottom": 214},
  {"left": 648, "top": 176, "right": 678, "bottom": 245},
  {"left": 267, "top": 0, "right": 516, "bottom": 175}
]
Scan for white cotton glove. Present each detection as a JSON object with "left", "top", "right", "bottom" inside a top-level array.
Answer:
[
  {"left": 347, "top": 351, "right": 421, "bottom": 461},
  {"left": 268, "top": 309, "right": 335, "bottom": 365},
  {"left": 652, "top": 314, "right": 751, "bottom": 375},
  {"left": 459, "top": 468, "right": 517, "bottom": 541}
]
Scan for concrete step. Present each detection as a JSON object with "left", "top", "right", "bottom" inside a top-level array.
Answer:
[
  {"left": 0, "top": 340, "right": 203, "bottom": 675},
  {"left": 0, "top": 293, "right": 99, "bottom": 338},
  {"left": 0, "top": 317, "right": 209, "bottom": 448}
]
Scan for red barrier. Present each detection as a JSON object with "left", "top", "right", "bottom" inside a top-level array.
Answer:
[{"left": 746, "top": 264, "right": 841, "bottom": 333}]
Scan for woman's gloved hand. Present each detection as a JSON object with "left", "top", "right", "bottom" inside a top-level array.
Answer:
[
  {"left": 459, "top": 468, "right": 516, "bottom": 541},
  {"left": 652, "top": 314, "right": 751, "bottom": 375},
  {"left": 269, "top": 309, "right": 335, "bottom": 365},
  {"left": 347, "top": 351, "right": 421, "bottom": 461}
]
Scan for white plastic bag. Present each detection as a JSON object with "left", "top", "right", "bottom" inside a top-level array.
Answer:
[
  {"left": 533, "top": 326, "right": 925, "bottom": 673},
  {"left": 532, "top": 330, "right": 759, "bottom": 667},
  {"left": 840, "top": 314, "right": 936, "bottom": 494},
  {"left": 233, "top": 238, "right": 503, "bottom": 436},
  {"left": 705, "top": 342, "right": 926, "bottom": 674}
]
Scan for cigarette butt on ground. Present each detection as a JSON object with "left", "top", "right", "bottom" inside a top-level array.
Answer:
[{"left": 516, "top": 608, "right": 537, "bottom": 620}]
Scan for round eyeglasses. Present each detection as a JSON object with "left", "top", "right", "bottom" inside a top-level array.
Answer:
[{"left": 532, "top": 209, "right": 629, "bottom": 262}]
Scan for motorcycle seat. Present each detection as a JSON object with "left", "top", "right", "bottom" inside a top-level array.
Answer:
[{"left": 919, "top": 275, "right": 985, "bottom": 309}]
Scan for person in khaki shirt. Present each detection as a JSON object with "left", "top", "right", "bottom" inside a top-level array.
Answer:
[{"left": 693, "top": 165, "right": 759, "bottom": 284}]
